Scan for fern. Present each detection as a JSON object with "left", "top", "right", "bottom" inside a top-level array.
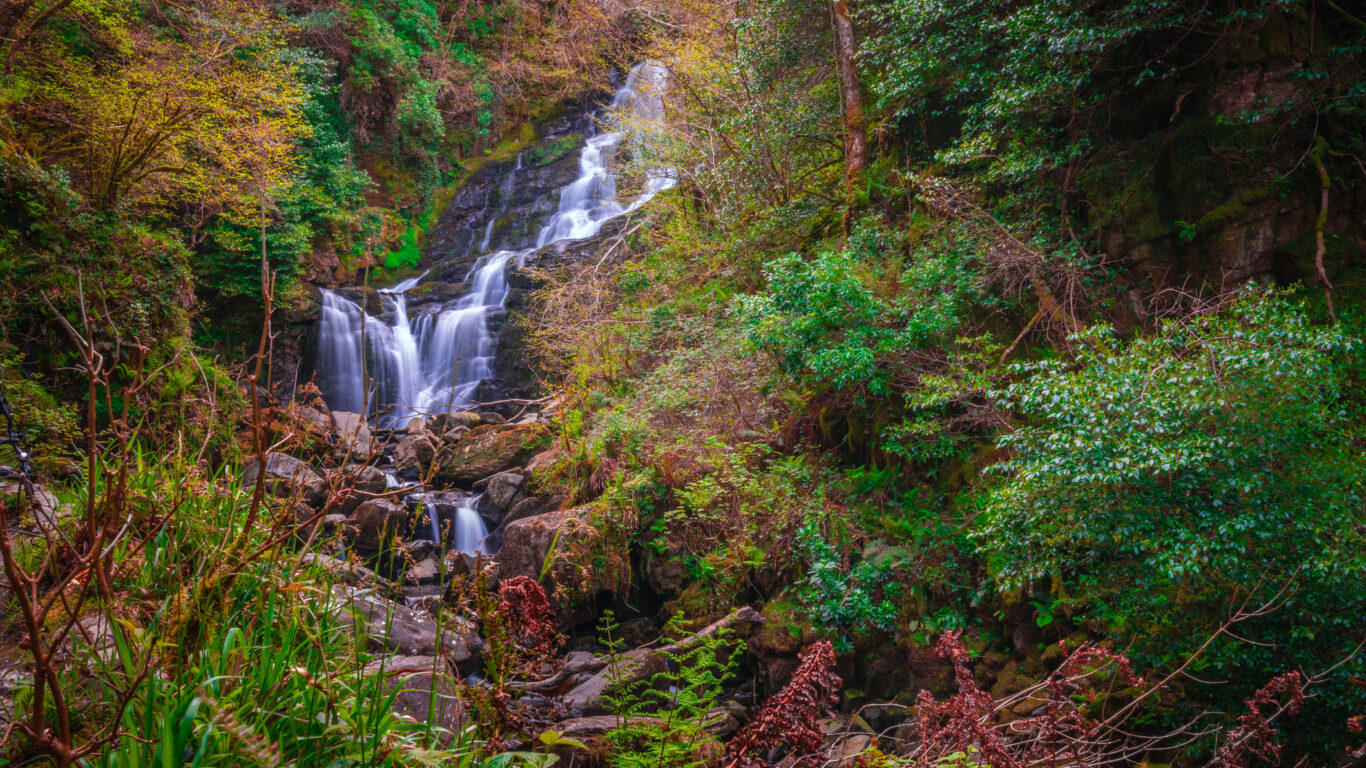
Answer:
[{"left": 599, "top": 614, "right": 740, "bottom": 768}]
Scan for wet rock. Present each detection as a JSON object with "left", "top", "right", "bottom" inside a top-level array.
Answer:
[
  {"left": 435, "top": 423, "right": 550, "bottom": 486},
  {"left": 428, "top": 411, "right": 482, "bottom": 435},
  {"left": 344, "top": 499, "right": 411, "bottom": 554},
  {"left": 299, "top": 552, "right": 396, "bottom": 592},
  {"left": 243, "top": 453, "right": 325, "bottom": 506},
  {"left": 405, "top": 417, "right": 428, "bottom": 435},
  {"left": 504, "top": 494, "right": 567, "bottom": 525},
  {"left": 332, "top": 464, "right": 388, "bottom": 514},
  {"left": 364, "top": 655, "right": 466, "bottom": 730},
  {"left": 331, "top": 411, "right": 373, "bottom": 457}
]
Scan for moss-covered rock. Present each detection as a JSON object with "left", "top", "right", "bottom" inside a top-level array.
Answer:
[{"left": 435, "top": 422, "right": 550, "bottom": 485}]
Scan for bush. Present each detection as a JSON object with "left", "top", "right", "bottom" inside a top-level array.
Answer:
[{"left": 977, "top": 287, "right": 1366, "bottom": 745}]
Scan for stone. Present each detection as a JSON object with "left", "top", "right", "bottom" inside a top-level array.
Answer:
[
  {"left": 331, "top": 411, "right": 373, "bottom": 457},
  {"left": 364, "top": 655, "right": 466, "bottom": 730},
  {"left": 428, "top": 411, "right": 482, "bottom": 435},
  {"left": 498, "top": 506, "right": 610, "bottom": 603},
  {"left": 394, "top": 434, "right": 439, "bottom": 477},
  {"left": 438, "top": 426, "right": 470, "bottom": 447},
  {"left": 407, "top": 539, "right": 437, "bottom": 562},
  {"left": 484, "top": 470, "right": 525, "bottom": 511},
  {"left": 243, "top": 453, "right": 325, "bottom": 506},
  {"left": 435, "top": 423, "right": 550, "bottom": 486},
  {"left": 343, "top": 499, "right": 410, "bottom": 553},
  {"left": 406, "top": 556, "right": 441, "bottom": 586},
  {"left": 504, "top": 494, "right": 567, "bottom": 525},
  {"left": 523, "top": 447, "right": 562, "bottom": 481},
  {"left": 561, "top": 646, "right": 672, "bottom": 713},
  {"left": 478, "top": 411, "right": 506, "bottom": 425},
  {"left": 0, "top": 481, "right": 63, "bottom": 529},
  {"left": 331, "top": 585, "right": 481, "bottom": 661},
  {"left": 299, "top": 553, "right": 396, "bottom": 592},
  {"left": 297, "top": 405, "right": 333, "bottom": 435},
  {"left": 333, "top": 464, "right": 388, "bottom": 514},
  {"left": 405, "top": 417, "right": 428, "bottom": 435}
]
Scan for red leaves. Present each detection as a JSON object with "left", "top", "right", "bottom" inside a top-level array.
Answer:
[
  {"left": 724, "top": 640, "right": 842, "bottom": 767},
  {"left": 1211, "top": 671, "right": 1306, "bottom": 767},
  {"left": 496, "top": 575, "right": 561, "bottom": 663},
  {"left": 910, "top": 630, "right": 1021, "bottom": 768}
]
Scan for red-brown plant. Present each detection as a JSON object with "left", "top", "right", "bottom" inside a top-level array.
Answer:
[
  {"left": 1210, "top": 671, "right": 1306, "bottom": 767},
  {"left": 497, "top": 575, "right": 561, "bottom": 663},
  {"left": 723, "top": 640, "right": 842, "bottom": 767}
]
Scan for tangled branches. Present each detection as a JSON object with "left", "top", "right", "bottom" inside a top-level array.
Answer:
[{"left": 723, "top": 640, "right": 841, "bottom": 767}]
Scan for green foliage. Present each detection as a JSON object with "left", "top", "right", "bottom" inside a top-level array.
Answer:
[
  {"left": 795, "top": 522, "right": 901, "bottom": 648},
  {"left": 977, "top": 287, "right": 1366, "bottom": 737},
  {"left": 602, "top": 621, "right": 739, "bottom": 768}
]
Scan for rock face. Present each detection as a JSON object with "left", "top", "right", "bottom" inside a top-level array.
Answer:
[
  {"left": 436, "top": 423, "right": 550, "bottom": 486},
  {"left": 243, "top": 453, "right": 325, "bottom": 506},
  {"left": 484, "top": 470, "right": 526, "bottom": 510}
]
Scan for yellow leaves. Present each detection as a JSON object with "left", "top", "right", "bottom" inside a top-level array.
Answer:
[{"left": 22, "top": 2, "right": 308, "bottom": 215}]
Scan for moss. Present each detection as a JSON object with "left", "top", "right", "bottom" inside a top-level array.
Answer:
[
  {"left": 526, "top": 133, "right": 584, "bottom": 167},
  {"left": 1193, "top": 183, "right": 1279, "bottom": 235}
]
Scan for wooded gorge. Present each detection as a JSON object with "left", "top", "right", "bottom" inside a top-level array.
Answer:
[{"left": 1, "top": 0, "right": 1364, "bottom": 766}]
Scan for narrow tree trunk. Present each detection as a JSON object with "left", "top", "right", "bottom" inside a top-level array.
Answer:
[{"left": 831, "top": 0, "right": 866, "bottom": 228}]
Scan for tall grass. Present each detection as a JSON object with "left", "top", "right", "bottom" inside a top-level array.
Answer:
[{"left": 2, "top": 455, "right": 479, "bottom": 767}]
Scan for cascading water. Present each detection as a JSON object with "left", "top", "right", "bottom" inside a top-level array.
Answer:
[{"left": 313, "top": 61, "right": 673, "bottom": 429}]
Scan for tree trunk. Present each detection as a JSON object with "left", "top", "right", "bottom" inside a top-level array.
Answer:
[{"left": 831, "top": 0, "right": 866, "bottom": 227}]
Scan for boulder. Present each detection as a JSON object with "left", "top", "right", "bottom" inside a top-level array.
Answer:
[
  {"left": 428, "top": 411, "right": 482, "bottom": 435},
  {"left": 332, "top": 464, "right": 388, "bottom": 514},
  {"left": 435, "top": 423, "right": 550, "bottom": 486},
  {"left": 331, "top": 585, "right": 481, "bottom": 661},
  {"left": 296, "top": 405, "right": 333, "bottom": 435},
  {"left": 394, "top": 433, "right": 440, "bottom": 477},
  {"left": 331, "top": 411, "right": 373, "bottom": 457},
  {"left": 0, "top": 481, "right": 64, "bottom": 530},
  {"left": 478, "top": 411, "right": 506, "bottom": 425},
  {"left": 243, "top": 453, "right": 325, "bottom": 506},
  {"left": 299, "top": 552, "right": 396, "bottom": 592},
  {"left": 344, "top": 499, "right": 410, "bottom": 553},
  {"left": 499, "top": 506, "right": 605, "bottom": 590},
  {"left": 405, "top": 416, "right": 428, "bottom": 435},
  {"left": 364, "top": 655, "right": 466, "bottom": 730},
  {"left": 405, "top": 556, "right": 441, "bottom": 586},
  {"left": 484, "top": 470, "right": 526, "bottom": 511}
]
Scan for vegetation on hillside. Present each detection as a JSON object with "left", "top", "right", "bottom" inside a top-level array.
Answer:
[{"left": 2, "top": 0, "right": 1365, "bottom": 765}]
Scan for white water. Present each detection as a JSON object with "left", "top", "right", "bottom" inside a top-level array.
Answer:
[
  {"left": 452, "top": 495, "right": 489, "bottom": 554},
  {"left": 314, "top": 62, "right": 674, "bottom": 427}
]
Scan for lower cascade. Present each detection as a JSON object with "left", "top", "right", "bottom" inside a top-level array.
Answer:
[{"left": 314, "top": 61, "right": 673, "bottom": 430}]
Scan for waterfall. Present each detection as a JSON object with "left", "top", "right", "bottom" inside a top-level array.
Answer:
[
  {"left": 451, "top": 496, "right": 489, "bottom": 554},
  {"left": 314, "top": 62, "right": 674, "bottom": 426}
]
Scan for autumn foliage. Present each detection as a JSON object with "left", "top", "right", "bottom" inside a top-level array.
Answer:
[{"left": 723, "top": 640, "right": 841, "bottom": 767}]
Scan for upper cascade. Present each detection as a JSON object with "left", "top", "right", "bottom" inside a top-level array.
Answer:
[{"left": 314, "top": 62, "right": 673, "bottom": 427}]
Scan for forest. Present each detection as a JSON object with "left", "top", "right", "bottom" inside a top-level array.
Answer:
[{"left": 0, "top": 0, "right": 1364, "bottom": 765}]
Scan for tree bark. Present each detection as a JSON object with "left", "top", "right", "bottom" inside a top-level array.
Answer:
[{"left": 832, "top": 0, "right": 866, "bottom": 188}]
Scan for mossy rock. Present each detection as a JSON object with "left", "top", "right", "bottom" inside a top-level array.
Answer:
[{"left": 435, "top": 422, "right": 551, "bottom": 486}]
